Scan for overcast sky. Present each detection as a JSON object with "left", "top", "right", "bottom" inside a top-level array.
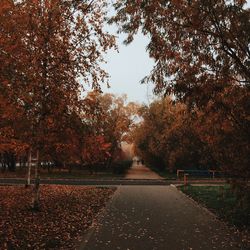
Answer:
[
  {"left": 100, "top": 1, "right": 250, "bottom": 104},
  {"left": 101, "top": 28, "right": 155, "bottom": 104}
]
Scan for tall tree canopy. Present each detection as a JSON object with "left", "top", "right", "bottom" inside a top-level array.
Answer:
[
  {"left": 112, "top": 0, "right": 250, "bottom": 180},
  {"left": 0, "top": 0, "right": 115, "bottom": 153},
  {"left": 111, "top": 0, "right": 250, "bottom": 105},
  {"left": 0, "top": 0, "right": 116, "bottom": 208},
  {"left": 132, "top": 97, "right": 215, "bottom": 172}
]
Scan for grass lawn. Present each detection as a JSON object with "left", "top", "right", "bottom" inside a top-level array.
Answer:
[
  {"left": 40, "top": 170, "right": 124, "bottom": 179},
  {"left": 179, "top": 185, "right": 250, "bottom": 229},
  {"left": 0, "top": 185, "right": 115, "bottom": 249},
  {"left": 0, "top": 168, "right": 125, "bottom": 180},
  {"left": 0, "top": 161, "right": 132, "bottom": 180}
]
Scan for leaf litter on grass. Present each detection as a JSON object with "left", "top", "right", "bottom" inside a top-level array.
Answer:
[{"left": 0, "top": 185, "right": 115, "bottom": 250}]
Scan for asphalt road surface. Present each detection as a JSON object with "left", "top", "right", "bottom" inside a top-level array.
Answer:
[
  {"left": 80, "top": 186, "right": 243, "bottom": 250},
  {"left": 125, "top": 163, "right": 164, "bottom": 180}
]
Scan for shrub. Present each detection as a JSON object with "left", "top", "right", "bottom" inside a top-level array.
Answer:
[{"left": 112, "top": 160, "right": 133, "bottom": 175}]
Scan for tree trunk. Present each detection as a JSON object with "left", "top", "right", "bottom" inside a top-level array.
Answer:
[
  {"left": 88, "top": 164, "right": 94, "bottom": 175},
  {"left": 47, "top": 162, "right": 50, "bottom": 173},
  {"left": 68, "top": 162, "right": 72, "bottom": 174},
  {"left": 106, "top": 156, "right": 113, "bottom": 169},
  {"left": 8, "top": 152, "right": 16, "bottom": 172},
  {"left": 26, "top": 149, "right": 32, "bottom": 187},
  {"left": 32, "top": 150, "right": 40, "bottom": 211}
]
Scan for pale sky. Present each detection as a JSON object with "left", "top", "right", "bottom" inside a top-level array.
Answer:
[
  {"left": 100, "top": 2, "right": 155, "bottom": 105},
  {"left": 101, "top": 31, "right": 154, "bottom": 105},
  {"left": 100, "top": 1, "right": 250, "bottom": 104}
]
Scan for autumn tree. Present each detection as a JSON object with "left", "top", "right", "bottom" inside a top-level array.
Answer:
[
  {"left": 0, "top": 0, "right": 30, "bottom": 172},
  {"left": 111, "top": 0, "right": 249, "bottom": 102},
  {"left": 78, "top": 92, "right": 138, "bottom": 171},
  {"left": 0, "top": 0, "right": 115, "bottom": 209},
  {"left": 132, "top": 97, "right": 215, "bottom": 172},
  {"left": 73, "top": 91, "right": 112, "bottom": 173},
  {"left": 112, "top": 0, "right": 249, "bottom": 187},
  {"left": 111, "top": 0, "right": 250, "bottom": 148},
  {"left": 195, "top": 85, "right": 250, "bottom": 178}
]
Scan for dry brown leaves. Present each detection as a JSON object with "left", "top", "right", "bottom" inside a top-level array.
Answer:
[{"left": 0, "top": 185, "right": 115, "bottom": 249}]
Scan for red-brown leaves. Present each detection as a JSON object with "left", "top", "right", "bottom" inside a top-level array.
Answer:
[
  {"left": 0, "top": 0, "right": 116, "bottom": 167},
  {"left": 0, "top": 185, "right": 115, "bottom": 250}
]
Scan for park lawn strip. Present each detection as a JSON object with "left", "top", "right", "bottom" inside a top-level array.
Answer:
[
  {"left": 0, "top": 185, "right": 116, "bottom": 250},
  {"left": 40, "top": 171, "right": 124, "bottom": 180},
  {"left": 0, "top": 169, "right": 124, "bottom": 180},
  {"left": 0, "top": 160, "right": 133, "bottom": 180},
  {"left": 179, "top": 185, "right": 250, "bottom": 229}
]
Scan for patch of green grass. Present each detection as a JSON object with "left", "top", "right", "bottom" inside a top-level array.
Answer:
[
  {"left": 40, "top": 171, "right": 124, "bottom": 179},
  {"left": 180, "top": 185, "right": 250, "bottom": 229},
  {"left": 0, "top": 160, "right": 133, "bottom": 180},
  {"left": 0, "top": 185, "right": 116, "bottom": 249},
  {"left": 0, "top": 168, "right": 125, "bottom": 180}
]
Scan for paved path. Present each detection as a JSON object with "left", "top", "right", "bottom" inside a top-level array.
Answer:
[
  {"left": 125, "top": 163, "right": 163, "bottom": 180},
  {"left": 80, "top": 186, "right": 242, "bottom": 250}
]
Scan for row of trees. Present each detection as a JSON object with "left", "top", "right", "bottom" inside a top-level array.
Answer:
[
  {"left": 113, "top": 0, "right": 249, "bottom": 207},
  {"left": 1, "top": 0, "right": 249, "bottom": 208},
  {"left": 0, "top": 0, "right": 138, "bottom": 208},
  {"left": 131, "top": 98, "right": 210, "bottom": 172},
  {"left": 0, "top": 0, "right": 113, "bottom": 169},
  {"left": 0, "top": 90, "right": 136, "bottom": 172},
  {"left": 132, "top": 91, "right": 248, "bottom": 179}
]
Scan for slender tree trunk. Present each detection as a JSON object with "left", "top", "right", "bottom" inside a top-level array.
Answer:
[
  {"left": 88, "top": 165, "right": 93, "bottom": 175},
  {"left": 32, "top": 150, "right": 40, "bottom": 210},
  {"left": 47, "top": 162, "right": 50, "bottom": 173},
  {"left": 106, "top": 156, "right": 113, "bottom": 169},
  {"left": 26, "top": 149, "right": 32, "bottom": 187},
  {"left": 68, "top": 162, "right": 72, "bottom": 174},
  {"left": 2, "top": 163, "right": 6, "bottom": 172},
  {"left": 8, "top": 152, "right": 16, "bottom": 172}
]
